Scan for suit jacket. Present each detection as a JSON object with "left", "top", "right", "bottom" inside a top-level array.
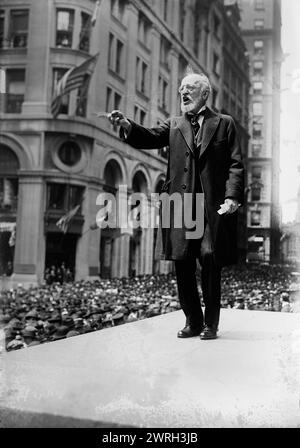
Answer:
[{"left": 121, "top": 107, "right": 245, "bottom": 266}]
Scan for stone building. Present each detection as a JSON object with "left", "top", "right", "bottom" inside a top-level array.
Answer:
[
  {"left": 0, "top": 0, "right": 250, "bottom": 287},
  {"left": 238, "top": 0, "right": 282, "bottom": 262}
]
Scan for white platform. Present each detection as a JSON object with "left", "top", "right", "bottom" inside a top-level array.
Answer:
[{"left": 0, "top": 309, "right": 300, "bottom": 428}]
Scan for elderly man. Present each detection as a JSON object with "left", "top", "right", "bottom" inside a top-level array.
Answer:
[{"left": 107, "top": 71, "right": 244, "bottom": 340}]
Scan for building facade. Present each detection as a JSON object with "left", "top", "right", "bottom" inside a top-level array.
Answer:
[
  {"left": 238, "top": 0, "right": 282, "bottom": 263},
  {"left": 0, "top": 0, "right": 250, "bottom": 287},
  {"left": 281, "top": 165, "right": 300, "bottom": 267}
]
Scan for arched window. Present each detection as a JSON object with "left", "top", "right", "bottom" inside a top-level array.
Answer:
[
  {"left": 0, "top": 144, "right": 20, "bottom": 211},
  {"left": 0, "top": 145, "right": 20, "bottom": 276}
]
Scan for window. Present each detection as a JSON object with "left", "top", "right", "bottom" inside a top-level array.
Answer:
[
  {"left": 108, "top": 33, "right": 125, "bottom": 77},
  {"left": 75, "top": 74, "right": 90, "bottom": 117},
  {"left": 254, "top": 40, "right": 264, "bottom": 55},
  {"left": 254, "top": 19, "right": 264, "bottom": 29},
  {"left": 193, "top": 9, "right": 201, "bottom": 55},
  {"left": 108, "top": 33, "right": 114, "bottom": 70},
  {"left": 163, "top": 0, "right": 168, "bottom": 22},
  {"left": 251, "top": 187, "right": 261, "bottom": 202},
  {"left": 136, "top": 57, "right": 149, "bottom": 95},
  {"left": 106, "top": 87, "right": 123, "bottom": 131},
  {"left": 253, "top": 102, "right": 263, "bottom": 116},
  {"left": 158, "top": 76, "right": 169, "bottom": 111},
  {"left": 252, "top": 166, "right": 262, "bottom": 179},
  {"left": 56, "top": 9, "right": 74, "bottom": 48},
  {"left": 134, "top": 106, "right": 146, "bottom": 125},
  {"left": 253, "top": 81, "right": 263, "bottom": 94},
  {"left": 116, "top": 40, "right": 124, "bottom": 75},
  {"left": 106, "top": 87, "right": 112, "bottom": 113},
  {"left": 212, "top": 53, "right": 220, "bottom": 76},
  {"left": 212, "top": 88, "right": 218, "bottom": 110},
  {"left": 251, "top": 211, "right": 261, "bottom": 226},
  {"left": 79, "top": 12, "right": 91, "bottom": 52},
  {"left": 47, "top": 183, "right": 84, "bottom": 212},
  {"left": 9, "top": 9, "right": 29, "bottom": 48},
  {"left": 115, "top": 92, "right": 122, "bottom": 110},
  {"left": 252, "top": 144, "right": 262, "bottom": 157},
  {"left": 253, "top": 123, "right": 262, "bottom": 139},
  {"left": 58, "top": 141, "right": 82, "bottom": 167},
  {"left": 111, "top": 0, "right": 126, "bottom": 23},
  {"left": 53, "top": 68, "right": 69, "bottom": 115},
  {"left": 160, "top": 36, "right": 170, "bottom": 69},
  {"left": 138, "top": 12, "right": 151, "bottom": 47},
  {"left": 255, "top": 0, "right": 264, "bottom": 10},
  {"left": 0, "top": 10, "right": 4, "bottom": 48},
  {"left": 253, "top": 60, "right": 263, "bottom": 76},
  {"left": 179, "top": 0, "right": 185, "bottom": 41},
  {"left": 213, "top": 14, "right": 221, "bottom": 39},
  {"left": 5, "top": 69, "right": 25, "bottom": 113}
]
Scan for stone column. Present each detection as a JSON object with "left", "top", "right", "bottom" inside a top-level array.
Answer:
[
  {"left": 76, "top": 185, "right": 101, "bottom": 281},
  {"left": 12, "top": 175, "right": 45, "bottom": 286},
  {"left": 22, "top": 0, "right": 51, "bottom": 116},
  {"left": 124, "top": 2, "right": 139, "bottom": 118},
  {"left": 118, "top": 233, "right": 130, "bottom": 277}
]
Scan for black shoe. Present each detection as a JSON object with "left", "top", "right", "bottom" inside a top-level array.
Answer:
[
  {"left": 200, "top": 325, "right": 218, "bottom": 340},
  {"left": 177, "top": 325, "right": 202, "bottom": 338}
]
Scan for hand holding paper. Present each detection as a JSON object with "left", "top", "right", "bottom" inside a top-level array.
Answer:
[{"left": 217, "top": 198, "right": 240, "bottom": 215}]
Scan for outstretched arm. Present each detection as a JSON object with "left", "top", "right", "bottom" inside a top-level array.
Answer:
[{"left": 107, "top": 110, "right": 170, "bottom": 150}]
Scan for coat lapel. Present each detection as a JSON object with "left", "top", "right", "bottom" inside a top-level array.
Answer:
[
  {"left": 198, "top": 108, "right": 220, "bottom": 159},
  {"left": 176, "top": 115, "right": 195, "bottom": 156}
]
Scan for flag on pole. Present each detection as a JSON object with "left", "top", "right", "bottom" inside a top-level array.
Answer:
[
  {"left": 91, "top": 0, "right": 102, "bottom": 26},
  {"left": 78, "top": 1, "right": 101, "bottom": 50},
  {"left": 51, "top": 53, "right": 99, "bottom": 118},
  {"left": 56, "top": 205, "right": 81, "bottom": 234}
]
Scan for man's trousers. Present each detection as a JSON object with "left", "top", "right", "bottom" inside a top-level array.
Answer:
[{"left": 175, "top": 223, "right": 222, "bottom": 330}]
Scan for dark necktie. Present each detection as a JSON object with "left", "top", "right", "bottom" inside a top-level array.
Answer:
[{"left": 189, "top": 110, "right": 205, "bottom": 144}]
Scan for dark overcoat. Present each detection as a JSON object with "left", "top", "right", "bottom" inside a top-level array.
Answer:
[{"left": 121, "top": 107, "right": 244, "bottom": 267}]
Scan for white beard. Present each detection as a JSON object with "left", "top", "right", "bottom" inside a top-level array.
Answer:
[{"left": 181, "top": 102, "right": 196, "bottom": 114}]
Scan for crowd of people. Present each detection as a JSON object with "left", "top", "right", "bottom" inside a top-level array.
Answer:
[
  {"left": 44, "top": 263, "right": 74, "bottom": 285},
  {"left": 0, "top": 263, "right": 299, "bottom": 352}
]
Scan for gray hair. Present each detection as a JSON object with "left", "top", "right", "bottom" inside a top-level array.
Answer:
[{"left": 183, "top": 66, "right": 212, "bottom": 97}]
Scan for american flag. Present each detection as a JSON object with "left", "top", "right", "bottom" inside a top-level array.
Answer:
[
  {"left": 56, "top": 205, "right": 81, "bottom": 234},
  {"left": 91, "top": 0, "right": 101, "bottom": 26},
  {"left": 51, "top": 53, "right": 99, "bottom": 118}
]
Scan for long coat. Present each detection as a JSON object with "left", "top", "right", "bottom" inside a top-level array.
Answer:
[{"left": 122, "top": 107, "right": 244, "bottom": 267}]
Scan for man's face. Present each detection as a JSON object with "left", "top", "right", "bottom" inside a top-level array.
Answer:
[{"left": 179, "top": 74, "right": 207, "bottom": 114}]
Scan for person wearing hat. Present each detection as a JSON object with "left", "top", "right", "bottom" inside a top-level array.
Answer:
[
  {"left": 5, "top": 327, "right": 17, "bottom": 349},
  {"left": 22, "top": 326, "right": 40, "bottom": 347},
  {"left": 111, "top": 312, "right": 124, "bottom": 326},
  {"left": 74, "top": 317, "right": 85, "bottom": 334},
  {"left": 51, "top": 325, "right": 69, "bottom": 341},
  {"left": 6, "top": 335, "right": 25, "bottom": 351},
  {"left": 66, "top": 329, "right": 80, "bottom": 338}
]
